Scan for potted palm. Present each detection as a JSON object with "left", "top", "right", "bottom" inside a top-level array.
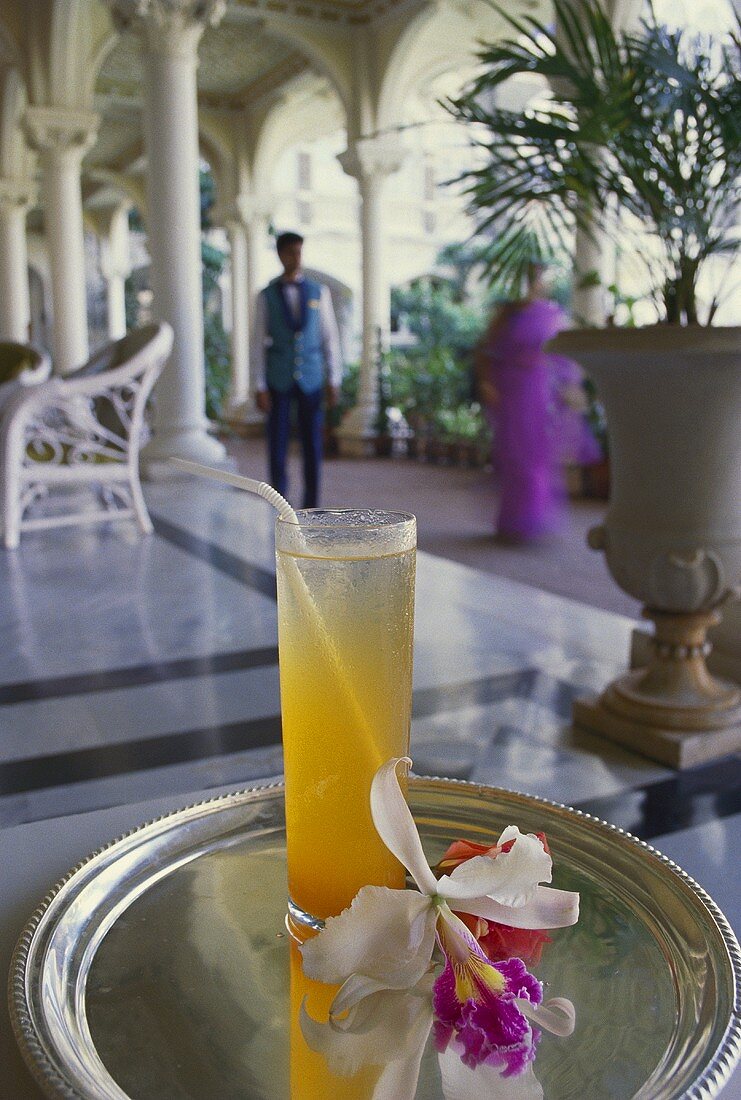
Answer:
[{"left": 447, "top": 0, "right": 741, "bottom": 766}]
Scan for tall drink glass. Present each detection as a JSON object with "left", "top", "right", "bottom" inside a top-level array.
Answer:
[{"left": 275, "top": 509, "right": 416, "bottom": 933}]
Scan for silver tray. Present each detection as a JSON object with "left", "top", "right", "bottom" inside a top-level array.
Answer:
[{"left": 9, "top": 778, "right": 741, "bottom": 1099}]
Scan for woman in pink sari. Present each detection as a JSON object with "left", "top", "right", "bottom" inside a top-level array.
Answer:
[{"left": 478, "top": 266, "right": 599, "bottom": 541}]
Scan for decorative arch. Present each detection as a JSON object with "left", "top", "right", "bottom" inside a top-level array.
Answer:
[
  {"left": 82, "top": 6, "right": 120, "bottom": 108},
  {"left": 250, "top": 14, "right": 354, "bottom": 122},
  {"left": 22, "top": 0, "right": 119, "bottom": 110},
  {"left": 251, "top": 79, "right": 344, "bottom": 197},
  {"left": 197, "top": 115, "right": 238, "bottom": 216},
  {"left": 376, "top": 0, "right": 510, "bottom": 134}
]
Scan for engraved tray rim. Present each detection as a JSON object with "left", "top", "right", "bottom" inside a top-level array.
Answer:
[{"left": 8, "top": 776, "right": 741, "bottom": 1100}]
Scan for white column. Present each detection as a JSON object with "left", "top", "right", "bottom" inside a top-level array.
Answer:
[
  {"left": 118, "top": 0, "right": 227, "bottom": 471},
  {"left": 243, "top": 208, "right": 267, "bottom": 333},
  {"left": 572, "top": 223, "right": 612, "bottom": 327},
  {"left": 562, "top": 0, "right": 637, "bottom": 329},
  {"left": 239, "top": 196, "right": 270, "bottom": 423},
  {"left": 23, "top": 108, "right": 98, "bottom": 373},
  {"left": 226, "top": 218, "right": 249, "bottom": 409},
  {"left": 604, "top": 0, "right": 644, "bottom": 28},
  {"left": 99, "top": 205, "right": 131, "bottom": 341},
  {"left": 0, "top": 179, "right": 33, "bottom": 342},
  {"left": 337, "top": 136, "right": 404, "bottom": 454}
]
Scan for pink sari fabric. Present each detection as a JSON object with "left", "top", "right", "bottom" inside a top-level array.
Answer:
[{"left": 485, "top": 299, "right": 596, "bottom": 540}]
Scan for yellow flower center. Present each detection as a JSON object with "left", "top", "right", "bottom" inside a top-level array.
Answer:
[
  {"left": 437, "top": 906, "right": 507, "bottom": 1004},
  {"left": 453, "top": 950, "right": 507, "bottom": 1004}
]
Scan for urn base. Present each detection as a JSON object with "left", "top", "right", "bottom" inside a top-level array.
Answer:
[
  {"left": 573, "top": 608, "right": 741, "bottom": 768},
  {"left": 573, "top": 693, "right": 741, "bottom": 768}
]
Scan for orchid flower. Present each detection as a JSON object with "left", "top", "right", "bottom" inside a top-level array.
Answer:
[
  {"left": 300, "top": 976, "right": 546, "bottom": 1100},
  {"left": 300, "top": 977, "right": 436, "bottom": 1099},
  {"left": 301, "top": 758, "right": 579, "bottom": 1057}
]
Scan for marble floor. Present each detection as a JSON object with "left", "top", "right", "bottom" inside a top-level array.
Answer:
[{"left": 0, "top": 476, "right": 739, "bottom": 1098}]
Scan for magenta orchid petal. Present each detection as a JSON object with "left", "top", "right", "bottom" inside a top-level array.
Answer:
[
  {"left": 432, "top": 954, "right": 464, "bottom": 1026},
  {"left": 495, "top": 957, "right": 543, "bottom": 1006},
  {"left": 431, "top": 905, "right": 545, "bottom": 1075},
  {"left": 456, "top": 997, "right": 536, "bottom": 1072},
  {"left": 370, "top": 758, "right": 439, "bottom": 895}
]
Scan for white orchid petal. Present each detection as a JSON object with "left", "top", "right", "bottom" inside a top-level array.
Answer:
[
  {"left": 453, "top": 885, "right": 580, "bottom": 929},
  {"left": 300, "top": 982, "right": 434, "bottom": 1093},
  {"left": 300, "top": 981, "right": 434, "bottom": 1079},
  {"left": 330, "top": 968, "right": 433, "bottom": 1021},
  {"left": 439, "top": 1046, "right": 544, "bottom": 1100},
  {"left": 517, "top": 996, "right": 576, "bottom": 1037},
  {"left": 373, "top": 1047, "right": 429, "bottom": 1100},
  {"left": 365, "top": 983, "right": 434, "bottom": 1100},
  {"left": 370, "top": 758, "right": 439, "bottom": 895},
  {"left": 299, "top": 1001, "right": 368, "bottom": 1077},
  {"left": 299, "top": 997, "right": 398, "bottom": 1078},
  {"left": 330, "top": 974, "right": 401, "bottom": 1020},
  {"left": 440, "top": 830, "right": 552, "bottom": 907},
  {"left": 300, "top": 885, "right": 438, "bottom": 989}
]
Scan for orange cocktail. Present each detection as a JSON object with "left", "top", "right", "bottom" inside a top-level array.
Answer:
[{"left": 275, "top": 510, "right": 416, "bottom": 930}]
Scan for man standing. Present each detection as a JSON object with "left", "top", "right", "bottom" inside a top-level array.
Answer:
[{"left": 254, "top": 232, "right": 342, "bottom": 508}]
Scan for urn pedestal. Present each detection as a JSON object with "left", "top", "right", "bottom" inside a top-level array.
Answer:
[{"left": 551, "top": 326, "right": 741, "bottom": 768}]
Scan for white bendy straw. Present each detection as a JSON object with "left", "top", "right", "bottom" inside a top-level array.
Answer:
[
  {"left": 168, "top": 458, "right": 382, "bottom": 765},
  {"left": 168, "top": 458, "right": 299, "bottom": 522}
]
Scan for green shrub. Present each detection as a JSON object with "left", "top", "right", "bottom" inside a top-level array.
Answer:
[{"left": 434, "top": 402, "right": 490, "bottom": 444}]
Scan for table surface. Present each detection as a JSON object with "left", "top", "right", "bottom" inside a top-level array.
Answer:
[{"left": 1, "top": 480, "right": 739, "bottom": 1098}]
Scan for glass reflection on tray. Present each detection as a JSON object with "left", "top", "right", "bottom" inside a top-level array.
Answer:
[{"left": 292, "top": 940, "right": 548, "bottom": 1099}]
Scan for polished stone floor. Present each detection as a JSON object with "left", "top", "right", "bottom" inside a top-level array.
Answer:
[{"left": 1, "top": 475, "right": 739, "bottom": 1098}]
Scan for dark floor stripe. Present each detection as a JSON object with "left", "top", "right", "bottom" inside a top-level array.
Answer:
[
  {"left": 572, "top": 757, "right": 741, "bottom": 841},
  {"left": 527, "top": 672, "right": 580, "bottom": 719},
  {"left": 0, "top": 761, "right": 283, "bottom": 829},
  {"left": 0, "top": 670, "right": 537, "bottom": 796},
  {"left": 0, "top": 647, "right": 278, "bottom": 705},
  {"left": 0, "top": 715, "right": 284, "bottom": 796},
  {"left": 152, "top": 515, "right": 277, "bottom": 600}
]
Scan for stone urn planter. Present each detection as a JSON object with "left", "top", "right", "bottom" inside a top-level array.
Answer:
[{"left": 550, "top": 326, "right": 741, "bottom": 767}]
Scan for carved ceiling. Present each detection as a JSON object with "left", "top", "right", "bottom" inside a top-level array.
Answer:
[
  {"left": 91, "top": 11, "right": 333, "bottom": 178},
  {"left": 84, "top": 0, "right": 541, "bottom": 200},
  {"left": 96, "top": 20, "right": 293, "bottom": 100}
]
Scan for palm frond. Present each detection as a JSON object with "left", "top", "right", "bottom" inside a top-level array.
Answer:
[{"left": 443, "top": 0, "right": 740, "bottom": 321}]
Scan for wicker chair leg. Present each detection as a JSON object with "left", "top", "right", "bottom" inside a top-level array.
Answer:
[{"left": 129, "top": 468, "right": 153, "bottom": 534}]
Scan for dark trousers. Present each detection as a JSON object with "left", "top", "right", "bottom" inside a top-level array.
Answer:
[{"left": 267, "top": 384, "right": 324, "bottom": 509}]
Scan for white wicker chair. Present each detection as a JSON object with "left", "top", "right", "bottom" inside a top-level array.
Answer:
[
  {"left": 1, "top": 323, "right": 173, "bottom": 549},
  {"left": 0, "top": 342, "right": 51, "bottom": 415}
]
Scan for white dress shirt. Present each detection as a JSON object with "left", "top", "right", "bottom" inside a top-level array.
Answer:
[{"left": 252, "top": 275, "right": 343, "bottom": 392}]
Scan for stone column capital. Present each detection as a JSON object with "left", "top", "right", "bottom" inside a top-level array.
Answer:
[
  {"left": 338, "top": 133, "right": 407, "bottom": 183},
  {"left": 0, "top": 176, "right": 37, "bottom": 215},
  {"left": 107, "top": 0, "right": 226, "bottom": 59},
  {"left": 23, "top": 107, "right": 99, "bottom": 163},
  {"left": 237, "top": 191, "right": 273, "bottom": 227}
]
